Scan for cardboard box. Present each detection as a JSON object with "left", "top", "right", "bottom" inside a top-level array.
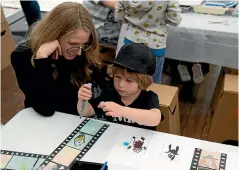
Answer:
[
  {"left": 211, "top": 67, "right": 238, "bottom": 113},
  {"left": 1, "top": 5, "right": 15, "bottom": 70},
  {"left": 209, "top": 74, "right": 238, "bottom": 143},
  {"left": 147, "top": 84, "right": 180, "bottom": 135}
]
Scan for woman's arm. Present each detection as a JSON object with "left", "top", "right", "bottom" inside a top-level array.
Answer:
[{"left": 11, "top": 44, "right": 56, "bottom": 116}]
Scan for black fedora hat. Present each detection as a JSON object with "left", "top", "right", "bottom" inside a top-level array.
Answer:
[{"left": 104, "top": 43, "right": 156, "bottom": 76}]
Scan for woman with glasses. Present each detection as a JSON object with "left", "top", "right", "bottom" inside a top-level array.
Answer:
[{"left": 11, "top": 2, "right": 105, "bottom": 116}]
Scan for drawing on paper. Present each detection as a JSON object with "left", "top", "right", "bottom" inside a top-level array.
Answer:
[
  {"left": 159, "top": 143, "right": 183, "bottom": 163},
  {"left": 1, "top": 119, "right": 110, "bottom": 170},
  {"left": 0, "top": 151, "right": 48, "bottom": 170},
  {"left": 199, "top": 155, "right": 219, "bottom": 169},
  {"left": 126, "top": 136, "right": 147, "bottom": 153},
  {"left": 40, "top": 119, "right": 109, "bottom": 168},
  {"left": 74, "top": 133, "right": 86, "bottom": 146},
  {"left": 190, "top": 148, "right": 227, "bottom": 170},
  {"left": 164, "top": 144, "right": 179, "bottom": 161},
  {"left": 21, "top": 164, "right": 26, "bottom": 170}
]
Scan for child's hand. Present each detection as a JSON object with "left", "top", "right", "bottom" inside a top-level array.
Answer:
[
  {"left": 98, "top": 102, "right": 124, "bottom": 117},
  {"left": 78, "top": 84, "right": 92, "bottom": 101}
]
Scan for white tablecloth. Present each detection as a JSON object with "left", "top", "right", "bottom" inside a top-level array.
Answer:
[
  {"left": 117, "top": 13, "right": 238, "bottom": 69},
  {"left": 1, "top": 108, "right": 238, "bottom": 170}
]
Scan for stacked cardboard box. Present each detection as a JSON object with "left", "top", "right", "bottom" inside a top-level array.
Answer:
[
  {"left": 209, "top": 74, "right": 238, "bottom": 143},
  {"left": 148, "top": 84, "right": 180, "bottom": 135},
  {"left": 1, "top": 5, "right": 15, "bottom": 70},
  {"left": 211, "top": 67, "right": 238, "bottom": 113}
]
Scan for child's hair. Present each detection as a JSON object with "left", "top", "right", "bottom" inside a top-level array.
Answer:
[{"left": 111, "top": 65, "right": 153, "bottom": 90}]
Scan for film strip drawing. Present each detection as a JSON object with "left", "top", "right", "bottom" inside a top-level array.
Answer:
[
  {"left": 40, "top": 118, "right": 109, "bottom": 169},
  {"left": 0, "top": 150, "right": 48, "bottom": 170},
  {"left": 190, "top": 148, "right": 227, "bottom": 170},
  {"left": 1, "top": 118, "right": 109, "bottom": 170}
]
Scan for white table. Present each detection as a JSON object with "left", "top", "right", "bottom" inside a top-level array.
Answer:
[
  {"left": 117, "top": 13, "right": 238, "bottom": 69},
  {"left": 1, "top": 108, "right": 239, "bottom": 170}
]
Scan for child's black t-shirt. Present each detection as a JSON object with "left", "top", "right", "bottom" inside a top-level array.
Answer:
[{"left": 89, "top": 88, "right": 164, "bottom": 130}]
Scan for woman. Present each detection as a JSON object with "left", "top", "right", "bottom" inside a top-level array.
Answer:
[{"left": 11, "top": 2, "right": 104, "bottom": 116}]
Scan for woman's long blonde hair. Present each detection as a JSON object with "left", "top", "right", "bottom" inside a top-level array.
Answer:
[{"left": 27, "top": 2, "right": 99, "bottom": 87}]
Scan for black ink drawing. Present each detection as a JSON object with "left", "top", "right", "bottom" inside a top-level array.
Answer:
[
  {"left": 164, "top": 144, "right": 179, "bottom": 161},
  {"left": 127, "top": 137, "right": 147, "bottom": 153}
]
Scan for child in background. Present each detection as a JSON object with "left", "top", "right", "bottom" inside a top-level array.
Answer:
[
  {"left": 78, "top": 43, "right": 163, "bottom": 130},
  {"left": 115, "top": 0, "right": 181, "bottom": 83}
]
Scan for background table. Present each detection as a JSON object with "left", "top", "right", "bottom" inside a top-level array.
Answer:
[
  {"left": 117, "top": 13, "right": 238, "bottom": 69},
  {"left": 2, "top": 0, "right": 237, "bottom": 68},
  {"left": 1, "top": 108, "right": 238, "bottom": 170}
]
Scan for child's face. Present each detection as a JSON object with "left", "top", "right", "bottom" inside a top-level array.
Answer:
[{"left": 113, "top": 68, "right": 141, "bottom": 97}]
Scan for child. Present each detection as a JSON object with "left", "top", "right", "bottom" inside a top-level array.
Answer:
[
  {"left": 115, "top": 0, "right": 181, "bottom": 83},
  {"left": 78, "top": 43, "right": 163, "bottom": 130}
]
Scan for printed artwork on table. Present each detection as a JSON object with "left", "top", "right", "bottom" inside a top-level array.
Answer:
[
  {"left": 124, "top": 136, "right": 147, "bottom": 154},
  {"left": 190, "top": 148, "right": 227, "bottom": 170},
  {"left": 106, "top": 128, "right": 155, "bottom": 169},
  {"left": 122, "top": 132, "right": 153, "bottom": 156},
  {"left": 0, "top": 150, "right": 48, "bottom": 170},
  {"left": 1, "top": 119, "right": 109, "bottom": 170},
  {"left": 66, "top": 132, "right": 93, "bottom": 150},
  {"left": 51, "top": 146, "right": 81, "bottom": 167},
  {"left": 160, "top": 144, "right": 183, "bottom": 162},
  {"left": 40, "top": 119, "right": 109, "bottom": 169}
]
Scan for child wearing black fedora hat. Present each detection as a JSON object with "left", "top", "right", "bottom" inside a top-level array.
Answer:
[{"left": 78, "top": 43, "right": 163, "bottom": 130}]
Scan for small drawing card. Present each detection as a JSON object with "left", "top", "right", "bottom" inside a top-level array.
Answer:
[
  {"left": 113, "top": 129, "right": 154, "bottom": 156},
  {"left": 190, "top": 148, "right": 227, "bottom": 170},
  {"left": 160, "top": 144, "right": 183, "bottom": 163},
  {"left": 106, "top": 129, "right": 154, "bottom": 169},
  {"left": 124, "top": 135, "right": 151, "bottom": 155},
  {"left": 66, "top": 132, "right": 93, "bottom": 151}
]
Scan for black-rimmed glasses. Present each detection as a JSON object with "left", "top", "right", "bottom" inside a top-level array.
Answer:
[{"left": 67, "top": 43, "right": 92, "bottom": 55}]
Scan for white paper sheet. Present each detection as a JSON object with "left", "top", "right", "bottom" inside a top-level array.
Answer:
[
  {"left": 106, "top": 127, "right": 156, "bottom": 169},
  {"left": 178, "top": 0, "right": 204, "bottom": 6}
]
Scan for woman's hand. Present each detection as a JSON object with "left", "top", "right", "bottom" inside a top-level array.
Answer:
[
  {"left": 78, "top": 84, "right": 92, "bottom": 101},
  {"left": 36, "top": 40, "right": 62, "bottom": 60}
]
